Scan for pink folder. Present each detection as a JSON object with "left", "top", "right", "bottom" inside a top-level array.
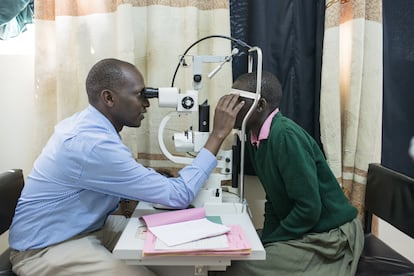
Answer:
[
  {"left": 141, "top": 207, "right": 206, "bottom": 227},
  {"left": 142, "top": 224, "right": 251, "bottom": 257}
]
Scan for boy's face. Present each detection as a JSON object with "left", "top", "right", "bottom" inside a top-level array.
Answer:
[
  {"left": 232, "top": 78, "right": 260, "bottom": 130},
  {"left": 234, "top": 97, "right": 254, "bottom": 129}
]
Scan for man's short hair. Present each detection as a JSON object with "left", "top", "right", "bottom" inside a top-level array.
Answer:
[{"left": 85, "top": 58, "right": 131, "bottom": 104}]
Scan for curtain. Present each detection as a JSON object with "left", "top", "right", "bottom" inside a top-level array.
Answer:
[
  {"left": 382, "top": 0, "right": 414, "bottom": 179},
  {"left": 230, "top": 0, "right": 325, "bottom": 146},
  {"left": 229, "top": 0, "right": 325, "bottom": 177},
  {"left": 320, "top": 0, "right": 382, "bottom": 221},
  {"left": 33, "top": 0, "right": 232, "bottom": 173}
]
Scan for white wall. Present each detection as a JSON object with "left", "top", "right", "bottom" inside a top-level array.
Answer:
[
  {"left": 0, "top": 25, "right": 35, "bottom": 175},
  {"left": 0, "top": 25, "right": 35, "bottom": 252}
]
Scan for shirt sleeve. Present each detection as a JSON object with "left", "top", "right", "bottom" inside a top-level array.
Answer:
[{"left": 74, "top": 136, "right": 217, "bottom": 209}]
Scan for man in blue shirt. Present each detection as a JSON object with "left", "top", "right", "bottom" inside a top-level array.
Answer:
[{"left": 9, "top": 58, "right": 244, "bottom": 276}]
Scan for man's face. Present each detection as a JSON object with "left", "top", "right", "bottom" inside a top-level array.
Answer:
[{"left": 111, "top": 67, "right": 149, "bottom": 130}]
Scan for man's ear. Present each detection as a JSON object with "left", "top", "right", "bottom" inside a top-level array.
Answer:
[
  {"left": 256, "top": 98, "right": 267, "bottom": 113},
  {"left": 101, "top": 89, "right": 115, "bottom": 107}
]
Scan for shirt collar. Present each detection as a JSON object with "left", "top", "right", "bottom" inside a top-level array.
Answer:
[
  {"left": 250, "top": 108, "right": 279, "bottom": 147},
  {"left": 87, "top": 105, "right": 121, "bottom": 139}
]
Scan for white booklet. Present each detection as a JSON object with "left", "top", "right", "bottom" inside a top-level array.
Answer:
[
  {"left": 154, "top": 225, "right": 229, "bottom": 249},
  {"left": 141, "top": 208, "right": 230, "bottom": 247}
]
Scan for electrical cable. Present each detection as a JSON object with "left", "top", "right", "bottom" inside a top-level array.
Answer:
[{"left": 170, "top": 35, "right": 252, "bottom": 87}]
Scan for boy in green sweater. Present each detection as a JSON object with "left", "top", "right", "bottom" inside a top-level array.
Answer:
[{"left": 220, "top": 71, "right": 364, "bottom": 276}]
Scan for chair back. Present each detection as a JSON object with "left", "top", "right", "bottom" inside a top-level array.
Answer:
[
  {"left": 364, "top": 163, "right": 414, "bottom": 238},
  {"left": 0, "top": 169, "right": 24, "bottom": 235}
]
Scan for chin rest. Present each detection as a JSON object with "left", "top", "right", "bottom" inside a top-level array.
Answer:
[{"left": 356, "top": 163, "right": 414, "bottom": 275}]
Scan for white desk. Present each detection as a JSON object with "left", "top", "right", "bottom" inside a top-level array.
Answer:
[{"left": 113, "top": 201, "right": 266, "bottom": 276}]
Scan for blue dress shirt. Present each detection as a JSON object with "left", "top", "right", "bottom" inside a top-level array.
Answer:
[{"left": 9, "top": 105, "right": 217, "bottom": 251}]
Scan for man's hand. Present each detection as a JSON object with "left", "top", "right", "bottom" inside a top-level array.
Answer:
[{"left": 204, "top": 94, "right": 244, "bottom": 155}]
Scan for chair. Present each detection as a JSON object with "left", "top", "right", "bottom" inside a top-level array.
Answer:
[
  {"left": 356, "top": 163, "right": 414, "bottom": 275},
  {"left": 0, "top": 169, "right": 24, "bottom": 276}
]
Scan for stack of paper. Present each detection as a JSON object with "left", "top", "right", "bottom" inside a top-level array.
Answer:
[{"left": 140, "top": 208, "right": 251, "bottom": 256}]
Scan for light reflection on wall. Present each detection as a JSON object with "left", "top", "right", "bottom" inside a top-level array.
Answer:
[{"left": 0, "top": 24, "right": 34, "bottom": 55}]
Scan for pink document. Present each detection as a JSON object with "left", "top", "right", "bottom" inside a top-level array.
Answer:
[
  {"left": 142, "top": 224, "right": 251, "bottom": 257},
  {"left": 141, "top": 208, "right": 230, "bottom": 246},
  {"left": 141, "top": 207, "right": 206, "bottom": 227}
]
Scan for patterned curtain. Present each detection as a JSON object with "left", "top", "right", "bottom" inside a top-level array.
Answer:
[
  {"left": 32, "top": 0, "right": 232, "bottom": 173},
  {"left": 320, "top": 0, "right": 382, "bottom": 223}
]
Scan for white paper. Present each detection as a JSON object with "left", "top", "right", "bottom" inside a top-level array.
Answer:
[
  {"left": 148, "top": 218, "right": 230, "bottom": 246},
  {"left": 154, "top": 234, "right": 229, "bottom": 250}
]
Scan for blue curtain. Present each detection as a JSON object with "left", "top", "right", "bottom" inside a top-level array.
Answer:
[
  {"left": 229, "top": 0, "right": 325, "bottom": 177},
  {"left": 0, "top": 0, "right": 34, "bottom": 40},
  {"left": 382, "top": 0, "right": 414, "bottom": 178},
  {"left": 230, "top": 0, "right": 325, "bottom": 147}
]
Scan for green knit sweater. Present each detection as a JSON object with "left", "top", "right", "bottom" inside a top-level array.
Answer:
[{"left": 247, "top": 112, "right": 357, "bottom": 245}]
